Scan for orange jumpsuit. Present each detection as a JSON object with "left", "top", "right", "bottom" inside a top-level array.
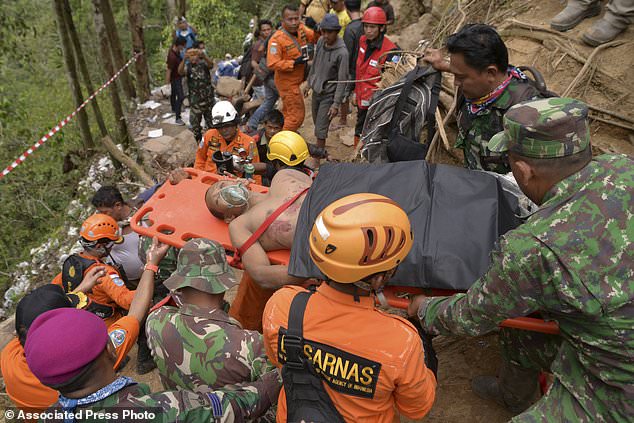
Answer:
[
  {"left": 267, "top": 24, "right": 317, "bottom": 131},
  {"left": 263, "top": 283, "right": 436, "bottom": 422},
  {"left": 194, "top": 128, "right": 262, "bottom": 184},
  {"left": 0, "top": 316, "right": 138, "bottom": 412},
  {"left": 52, "top": 252, "right": 135, "bottom": 326}
]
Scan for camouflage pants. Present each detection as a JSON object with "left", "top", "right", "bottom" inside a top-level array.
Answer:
[
  {"left": 190, "top": 101, "right": 214, "bottom": 143},
  {"left": 499, "top": 329, "right": 598, "bottom": 422}
]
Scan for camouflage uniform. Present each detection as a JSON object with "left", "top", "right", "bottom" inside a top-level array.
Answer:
[
  {"left": 146, "top": 239, "right": 277, "bottom": 395},
  {"left": 187, "top": 60, "right": 215, "bottom": 143},
  {"left": 43, "top": 372, "right": 281, "bottom": 422},
  {"left": 456, "top": 78, "right": 543, "bottom": 173},
  {"left": 418, "top": 98, "right": 634, "bottom": 422}
]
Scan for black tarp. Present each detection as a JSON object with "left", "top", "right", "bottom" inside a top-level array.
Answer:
[{"left": 288, "top": 161, "right": 523, "bottom": 290}]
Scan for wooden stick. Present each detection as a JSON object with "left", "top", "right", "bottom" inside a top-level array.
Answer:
[
  {"left": 500, "top": 28, "right": 622, "bottom": 82},
  {"left": 435, "top": 108, "right": 451, "bottom": 150},
  {"left": 243, "top": 74, "right": 257, "bottom": 96},
  {"left": 589, "top": 114, "right": 634, "bottom": 132},
  {"left": 426, "top": 91, "right": 458, "bottom": 161},
  {"left": 562, "top": 40, "right": 625, "bottom": 97},
  {"left": 101, "top": 135, "right": 154, "bottom": 186},
  {"left": 588, "top": 104, "right": 634, "bottom": 124}
]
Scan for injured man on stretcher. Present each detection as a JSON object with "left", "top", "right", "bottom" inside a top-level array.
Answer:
[{"left": 204, "top": 132, "right": 525, "bottom": 332}]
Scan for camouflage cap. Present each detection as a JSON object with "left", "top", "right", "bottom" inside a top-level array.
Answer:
[
  {"left": 488, "top": 97, "right": 590, "bottom": 159},
  {"left": 163, "top": 238, "right": 236, "bottom": 294}
]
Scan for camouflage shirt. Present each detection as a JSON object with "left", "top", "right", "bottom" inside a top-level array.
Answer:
[
  {"left": 187, "top": 60, "right": 214, "bottom": 108},
  {"left": 42, "top": 373, "right": 281, "bottom": 423},
  {"left": 456, "top": 78, "right": 542, "bottom": 173},
  {"left": 418, "top": 154, "right": 634, "bottom": 421},
  {"left": 146, "top": 303, "right": 275, "bottom": 392}
]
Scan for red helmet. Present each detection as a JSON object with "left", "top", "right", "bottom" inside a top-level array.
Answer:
[{"left": 362, "top": 6, "right": 387, "bottom": 25}]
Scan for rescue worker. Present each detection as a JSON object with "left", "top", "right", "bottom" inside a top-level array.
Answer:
[
  {"left": 25, "top": 244, "right": 281, "bottom": 422},
  {"left": 354, "top": 7, "right": 398, "bottom": 147},
  {"left": 262, "top": 193, "right": 436, "bottom": 422},
  {"left": 305, "top": 13, "right": 349, "bottom": 160},
  {"left": 145, "top": 238, "right": 277, "bottom": 394},
  {"left": 91, "top": 186, "right": 160, "bottom": 374},
  {"left": 551, "top": 0, "right": 634, "bottom": 46},
  {"left": 1, "top": 272, "right": 105, "bottom": 412},
  {"left": 409, "top": 98, "right": 634, "bottom": 421},
  {"left": 267, "top": 4, "right": 318, "bottom": 131},
  {"left": 423, "top": 24, "right": 547, "bottom": 173},
  {"left": 195, "top": 101, "right": 262, "bottom": 184},
  {"left": 179, "top": 40, "right": 215, "bottom": 144},
  {"left": 52, "top": 214, "right": 134, "bottom": 327},
  {"left": 367, "top": 0, "right": 395, "bottom": 25}
]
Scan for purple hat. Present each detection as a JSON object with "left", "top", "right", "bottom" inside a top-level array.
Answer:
[{"left": 25, "top": 308, "right": 108, "bottom": 387}]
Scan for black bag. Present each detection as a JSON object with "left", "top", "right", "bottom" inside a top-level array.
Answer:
[
  {"left": 361, "top": 65, "right": 442, "bottom": 163},
  {"left": 282, "top": 291, "right": 345, "bottom": 423}
]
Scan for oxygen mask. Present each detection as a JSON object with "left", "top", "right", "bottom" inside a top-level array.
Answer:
[{"left": 218, "top": 183, "right": 250, "bottom": 209}]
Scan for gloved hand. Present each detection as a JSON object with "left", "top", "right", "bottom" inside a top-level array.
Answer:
[{"left": 294, "top": 56, "right": 309, "bottom": 66}]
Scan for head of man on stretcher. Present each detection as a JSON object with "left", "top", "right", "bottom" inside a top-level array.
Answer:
[{"left": 204, "top": 131, "right": 314, "bottom": 288}]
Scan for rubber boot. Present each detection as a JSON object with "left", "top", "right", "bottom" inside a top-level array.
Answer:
[
  {"left": 550, "top": 1, "right": 602, "bottom": 31},
  {"left": 581, "top": 16, "right": 628, "bottom": 46},
  {"left": 471, "top": 360, "right": 539, "bottom": 415},
  {"left": 135, "top": 322, "right": 157, "bottom": 375}
]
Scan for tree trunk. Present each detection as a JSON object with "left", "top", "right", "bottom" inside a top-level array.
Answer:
[
  {"left": 92, "top": 0, "right": 132, "bottom": 148},
  {"left": 52, "top": 0, "right": 94, "bottom": 149},
  {"left": 99, "top": 0, "right": 136, "bottom": 100},
  {"left": 127, "top": 0, "right": 150, "bottom": 102},
  {"left": 101, "top": 135, "right": 154, "bottom": 185},
  {"left": 166, "top": 0, "right": 177, "bottom": 21},
  {"left": 62, "top": 0, "right": 109, "bottom": 138},
  {"left": 177, "top": 0, "right": 186, "bottom": 18}
]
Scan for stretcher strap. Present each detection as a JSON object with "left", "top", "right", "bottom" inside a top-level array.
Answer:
[{"left": 230, "top": 187, "right": 309, "bottom": 265}]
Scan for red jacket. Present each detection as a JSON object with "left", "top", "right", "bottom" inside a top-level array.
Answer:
[{"left": 355, "top": 34, "right": 397, "bottom": 109}]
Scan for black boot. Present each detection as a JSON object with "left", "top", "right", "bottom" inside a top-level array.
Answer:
[
  {"left": 471, "top": 360, "right": 539, "bottom": 415},
  {"left": 135, "top": 322, "right": 157, "bottom": 375}
]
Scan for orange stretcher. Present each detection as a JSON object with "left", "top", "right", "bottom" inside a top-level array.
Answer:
[
  {"left": 131, "top": 167, "right": 559, "bottom": 335},
  {"left": 130, "top": 168, "right": 290, "bottom": 267}
]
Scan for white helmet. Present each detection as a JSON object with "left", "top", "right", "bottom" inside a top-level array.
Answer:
[{"left": 211, "top": 101, "right": 238, "bottom": 127}]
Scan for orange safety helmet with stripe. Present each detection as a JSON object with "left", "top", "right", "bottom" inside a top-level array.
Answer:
[
  {"left": 80, "top": 213, "right": 123, "bottom": 243},
  {"left": 309, "top": 193, "right": 413, "bottom": 283}
]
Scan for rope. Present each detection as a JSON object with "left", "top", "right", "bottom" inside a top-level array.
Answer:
[{"left": 0, "top": 52, "right": 142, "bottom": 180}]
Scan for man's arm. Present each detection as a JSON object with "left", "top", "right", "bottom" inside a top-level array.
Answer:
[
  {"left": 229, "top": 218, "right": 305, "bottom": 289},
  {"left": 332, "top": 50, "right": 350, "bottom": 107},
  {"left": 421, "top": 48, "right": 451, "bottom": 73},
  {"left": 130, "top": 369, "right": 281, "bottom": 422},
  {"left": 128, "top": 237, "right": 170, "bottom": 322},
  {"left": 394, "top": 333, "right": 436, "bottom": 419},
  {"left": 412, "top": 234, "right": 546, "bottom": 337},
  {"left": 177, "top": 55, "right": 187, "bottom": 76},
  {"left": 194, "top": 136, "right": 209, "bottom": 169}
]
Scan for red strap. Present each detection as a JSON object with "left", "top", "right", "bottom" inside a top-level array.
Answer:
[{"left": 230, "top": 187, "right": 309, "bottom": 265}]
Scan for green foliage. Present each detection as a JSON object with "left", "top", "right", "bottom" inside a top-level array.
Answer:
[{"left": 186, "top": 0, "right": 252, "bottom": 58}]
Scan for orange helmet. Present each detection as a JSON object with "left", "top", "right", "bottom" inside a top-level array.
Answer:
[
  {"left": 309, "top": 193, "right": 413, "bottom": 283},
  {"left": 80, "top": 214, "right": 123, "bottom": 243}
]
